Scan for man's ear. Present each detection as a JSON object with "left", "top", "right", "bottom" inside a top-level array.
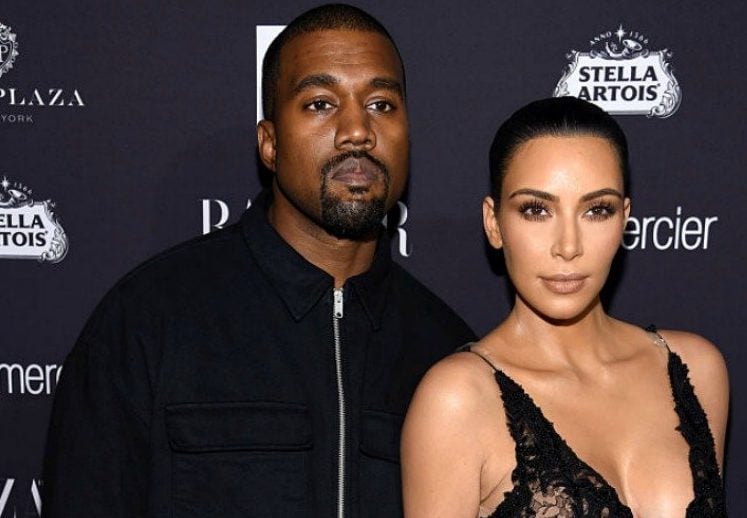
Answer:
[
  {"left": 483, "top": 196, "right": 503, "bottom": 249},
  {"left": 257, "top": 120, "right": 277, "bottom": 172}
]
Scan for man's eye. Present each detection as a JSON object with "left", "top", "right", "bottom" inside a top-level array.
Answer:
[
  {"left": 306, "top": 100, "right": 334, "bottom": 111},
  {"left": 368, "top": 100, "right": 394, "bottom": 112}
]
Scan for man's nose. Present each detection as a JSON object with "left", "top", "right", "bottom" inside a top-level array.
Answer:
[{"left": 334, "top": 103, "right": 375, "bottom": 150}]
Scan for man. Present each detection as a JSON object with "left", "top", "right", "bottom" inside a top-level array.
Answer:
[{"left": 43, "top": 4, "right": 474, "bottom": 517}]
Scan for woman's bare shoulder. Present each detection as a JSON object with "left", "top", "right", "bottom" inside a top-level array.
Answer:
[
  {"left": 406, "top": 351, "right": 501, "bottom": 423},
  {"left": 402, "top": 350, "right": 515, "bottom": 518},
  {"left": 657, "top": 329, "right": 728, "bottom": 382}
]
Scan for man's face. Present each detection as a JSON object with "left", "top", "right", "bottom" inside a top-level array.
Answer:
[{"left": 258, "top": 29, "right": 408, "bottom": 240}]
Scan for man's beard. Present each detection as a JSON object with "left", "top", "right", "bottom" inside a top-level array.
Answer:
[{"left": 320, "top": 151, "right": 390, "bottom": 240}]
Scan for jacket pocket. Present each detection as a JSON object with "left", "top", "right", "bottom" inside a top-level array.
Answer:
[
  {"left": 166, "top": 401, "right": 311, "bottom": 518},
  {"left": 359, "top": 409, "right": 404, "bottom": 517}
]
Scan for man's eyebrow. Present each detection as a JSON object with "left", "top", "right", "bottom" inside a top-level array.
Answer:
[
  {"left": 371, "top": 77, "right": 404, "bottom": 98},
  {"left": 290, "top": 74, "right": 404, "bottom": 99},
  {"left": 290, "top": 74, "right": 338, "bottom": 97},
  {"left": 580, "top": 188, "right": 624, "bottom": 202},
  {"left": 508, "top": 189, "right": 558, "bottom": 202}
]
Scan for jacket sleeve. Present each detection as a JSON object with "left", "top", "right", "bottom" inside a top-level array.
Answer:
[{"left": 42, "top": 294, "right": 153, "bottom": 517}]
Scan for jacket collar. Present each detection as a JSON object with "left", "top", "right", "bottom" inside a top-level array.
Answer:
[{"left": 241, "top": 190, "right": 392, "bottom": 329}]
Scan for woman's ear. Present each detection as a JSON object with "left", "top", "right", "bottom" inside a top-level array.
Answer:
[
  {"left": 257, "top": 120, "right": 277, "bottom": 172},
  {"left": 483, "top": 196, "right": 503, "bottom": 249}
]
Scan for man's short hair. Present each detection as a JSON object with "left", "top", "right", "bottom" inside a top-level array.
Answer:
[{"left": 261, "top": 3, "right": 405, "bottom": 122}]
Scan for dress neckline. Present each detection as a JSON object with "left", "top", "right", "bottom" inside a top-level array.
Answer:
[{"left": 488, "top": 349, "right": 699, "bottom": 517}]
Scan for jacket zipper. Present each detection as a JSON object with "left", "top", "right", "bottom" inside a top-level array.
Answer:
[{"left": 333, "top": 287, "right": 346, "bottom": 518}]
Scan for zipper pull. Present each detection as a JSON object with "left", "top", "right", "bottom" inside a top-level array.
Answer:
[{"left": 333, "top": 288, "right": 344, "bottom": 319}]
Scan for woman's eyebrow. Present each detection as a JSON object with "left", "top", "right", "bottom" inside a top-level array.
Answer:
[
  {"left": 508, "top": 188, "right": 557, "bottom": 202},
  {"left": 580, "top": 188, "right": 623, "bottom": 202},
  {"left": 507, "top": 188, "right": 623, "bottom": 202}
]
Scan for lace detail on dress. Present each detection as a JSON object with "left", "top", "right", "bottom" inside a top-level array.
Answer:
[
  {"left": 475, "top": 348, "right": 726, "bottom": 517},
  {"left": 669, "top": 352, "right": 727, "bottom": 516},
  {"left": 492, "top": 370, "right": 633, "bottom": 517}
]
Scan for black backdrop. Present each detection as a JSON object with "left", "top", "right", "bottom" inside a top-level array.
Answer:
[{"left": 1, "top": 1, "right": 745, "bottom": 514}]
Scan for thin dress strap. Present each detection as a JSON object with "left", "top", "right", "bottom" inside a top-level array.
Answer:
[
  {"left": 645, "top": 324, "right": 671, "bottom": 351},
  {"left": 457, "top": 342, "right": 500, "bottom": 373}
]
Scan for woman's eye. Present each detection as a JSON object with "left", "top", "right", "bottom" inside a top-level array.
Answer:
[
  {"left": 586, "top": 204, "right": 616, "bottom": 220},
  {"left": 519, "top": 202, "right": 549, "bottom": 220}
]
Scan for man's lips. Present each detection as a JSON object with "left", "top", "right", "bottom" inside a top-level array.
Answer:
[
  {"left": 329, "top": 157, "right": 382, "bottom": 186},
  {"left": 540, "top": 274, "right": 589, "bottom": 294}
]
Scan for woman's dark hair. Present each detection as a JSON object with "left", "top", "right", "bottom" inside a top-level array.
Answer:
[{"left": 489, "top": 97, "right": 629, "bottom": 206}]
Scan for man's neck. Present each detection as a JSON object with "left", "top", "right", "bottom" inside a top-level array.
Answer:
[{"left": 268, "top": 193, "right": 378, "bottom": 288}]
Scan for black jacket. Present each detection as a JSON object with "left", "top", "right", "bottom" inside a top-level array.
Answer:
[{"left": 43, "top": 191, "right": 475, "bottom": 517}]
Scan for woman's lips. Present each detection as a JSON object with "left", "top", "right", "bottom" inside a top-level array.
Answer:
[{"left": 540, "top": 274, "right": 588, "bottom": 294}]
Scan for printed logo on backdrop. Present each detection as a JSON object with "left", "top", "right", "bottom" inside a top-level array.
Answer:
[
  {"left": 201, "top": 197, "right": 413, "bottom": 257},
  {"left": 0, "top": 19, "right": 86, "bottom": 125},
  {"left": 0, "top": 362, "right": 62, "bottom": 395},
  {"left": 0, "top": 478, "right": 42, "bottom": 518},
  {"left": 554, "top": 24, "right": 681, "bottom": 118},
  {"left": 623, "top": 206, "right": 718, "bottom": 251},
  {"left": 0, "top": 22, "right": 19, "bottom": 79},
  {"left": 256, "top": 25, "right": 286, "bottom": 123},
  {"left": 0, "top": 176, "right": 68, "bottom": 262}
]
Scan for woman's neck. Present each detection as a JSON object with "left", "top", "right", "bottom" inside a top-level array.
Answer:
[{"left": 494, "top": 297, "right": 627, "bottom": 370}]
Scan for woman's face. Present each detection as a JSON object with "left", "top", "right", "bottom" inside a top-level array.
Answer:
[{"left": 483, "top": 135, "right": 630, "bottom": 322}]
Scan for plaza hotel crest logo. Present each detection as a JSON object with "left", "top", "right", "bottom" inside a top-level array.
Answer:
[
  {"left": 0, "top": 21, "right": 18, "bottom": 78},
  {"left": 0, "top": 19, "right": 85, "bottom": 124},
  {"left": 554, "top": 25, "right": 681, "bottom": 118},
  {"left": 0, "top": 176, "right": 68, "bottom": 263}
]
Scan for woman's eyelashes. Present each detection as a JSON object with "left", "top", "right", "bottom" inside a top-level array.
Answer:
[
  {"left": 518, "top": 200, "right": 550, "bottom": 221},
  {"left": 584, "top": 201, "right": 617, "bottom": 221},
  {"left": 516, "top": 198, "right": 619, "bottom": 222}
]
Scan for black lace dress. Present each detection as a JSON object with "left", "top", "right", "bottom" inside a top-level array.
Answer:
[{"left": 462, "top": 331, "right": 726, "bottom": 517}]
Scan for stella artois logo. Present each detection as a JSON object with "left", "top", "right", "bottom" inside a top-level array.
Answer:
[
  {"left": 0, "top": 176, "right": 68, "bottom": 263},
  {"left": 554, "top": 24, "right": 681, "bottom": 118}
]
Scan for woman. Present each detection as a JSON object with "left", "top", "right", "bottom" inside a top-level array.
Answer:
[{"left": 401, "top": 97, "right": 728, "bottom": 517}]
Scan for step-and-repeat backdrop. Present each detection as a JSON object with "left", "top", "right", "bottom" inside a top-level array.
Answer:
[{"left": 2, "top": 0, "right": 745, "bottom": 514}]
